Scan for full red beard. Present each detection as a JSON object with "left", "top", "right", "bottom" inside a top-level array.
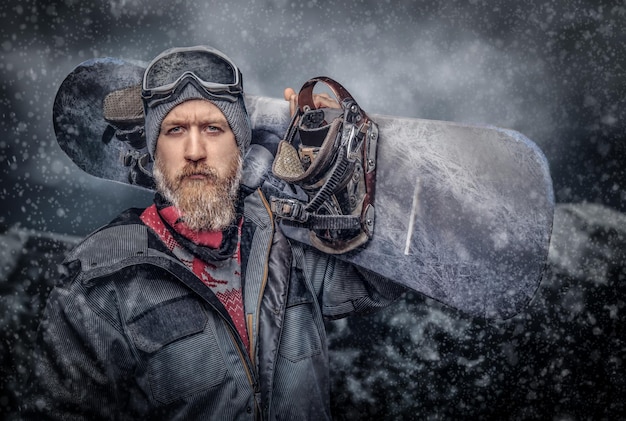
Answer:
[{"left": 153, "top": 154, "right": 243, "bottom": 232}]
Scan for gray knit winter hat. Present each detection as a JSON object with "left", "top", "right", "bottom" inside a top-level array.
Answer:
[{"left": 144, "top": 80, "right": 251, "bottom": 159}]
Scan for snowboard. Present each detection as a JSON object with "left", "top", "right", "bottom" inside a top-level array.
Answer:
[{"left": 53, "top": 58, "right": 554, "bottom": 319}]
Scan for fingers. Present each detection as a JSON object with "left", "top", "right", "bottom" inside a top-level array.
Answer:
[
  {"left": 284, "top": 88, "right": 297, "bottom": 116},
  {"left": 313, "top": 92, "right": 340, "bottom": 109},
  {"left": 283, "top": 87, "right": 297, "bottom": 101},
  {"left": 283, "top": 87, "right": 341, "bottom": 116}
]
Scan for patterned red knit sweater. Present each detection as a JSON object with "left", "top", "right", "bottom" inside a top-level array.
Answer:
[{"left": 140, "top": 204, "right": 249, "bottom": 352}]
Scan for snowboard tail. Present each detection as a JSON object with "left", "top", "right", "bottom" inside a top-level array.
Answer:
[{"left": 247, "top": 95, "right": 554, "bottom": 319}]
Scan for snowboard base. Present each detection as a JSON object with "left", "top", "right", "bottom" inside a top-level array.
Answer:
[{"left": 53, "top": 58, "right": 554, "bottom": 319}]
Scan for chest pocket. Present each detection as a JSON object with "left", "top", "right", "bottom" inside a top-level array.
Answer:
[
  {"left": 127, "top": 296, "right": 227, "bottom": 404},
  {"left": 278, "top": 267, "right": 323, "bottom": 362}
]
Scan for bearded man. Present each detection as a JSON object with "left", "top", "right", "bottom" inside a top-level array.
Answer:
[{"left": 22, "top": 46, "right": 404, "bottom": 420}]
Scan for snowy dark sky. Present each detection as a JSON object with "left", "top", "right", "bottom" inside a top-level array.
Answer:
[{"left": 0, "top": 0, "right": 624, "bottom": 236}]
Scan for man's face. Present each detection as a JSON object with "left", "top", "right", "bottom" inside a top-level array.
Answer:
[{"left": 153, "top": 99, "right": 242, "bottom": 232}]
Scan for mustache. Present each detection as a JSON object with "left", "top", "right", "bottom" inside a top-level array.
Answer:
[{"left": 177, "top": 163, "right": 220, "bottom": 182}]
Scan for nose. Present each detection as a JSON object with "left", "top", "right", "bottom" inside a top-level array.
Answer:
[{"left": 184, "top": 128, "right": 207, "bottom": 162}]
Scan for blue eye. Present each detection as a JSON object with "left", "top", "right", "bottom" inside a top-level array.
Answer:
[{"left": 205, "top": 125, "right": 221, "bottom": 133}]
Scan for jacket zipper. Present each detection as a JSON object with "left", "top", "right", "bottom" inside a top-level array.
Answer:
[
  {"left": 248, "top": 190, "right": 275, "bottom": 420},
  {"left": 254, "top": 190, "right": 274, "bottom": 343}
]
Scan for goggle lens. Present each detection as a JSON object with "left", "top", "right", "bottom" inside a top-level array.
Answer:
[{"left": 142, "top": 46, "right": 242, "bottom": 105}]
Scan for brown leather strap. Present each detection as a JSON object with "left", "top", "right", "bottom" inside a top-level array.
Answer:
[{"left": 297, "top": 76, "right": 354, "bottom": 111}]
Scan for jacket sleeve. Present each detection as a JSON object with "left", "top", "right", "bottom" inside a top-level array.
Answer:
[
  {"left": 297, "top": 245, "right": 407, "bottom": 319},
  {"left": 21, "top": 276, "right": 134, "bottom": 420}
]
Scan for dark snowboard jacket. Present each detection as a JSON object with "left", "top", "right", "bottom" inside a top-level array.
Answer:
[{"left": 21, "top": 187, "right": 404, "bottom": 420}]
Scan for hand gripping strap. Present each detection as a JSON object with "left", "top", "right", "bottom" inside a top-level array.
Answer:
[{"left": 271, "top": 77, "right": 378, "bottom": 254}]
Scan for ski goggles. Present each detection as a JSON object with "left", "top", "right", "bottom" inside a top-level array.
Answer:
[{"left": 141, "top": 45, "right": 243, "bottom": 108}]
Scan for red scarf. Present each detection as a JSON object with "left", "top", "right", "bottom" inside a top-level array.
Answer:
[{"left": 140, "top": 203, "right": 249, "bottom": 352}]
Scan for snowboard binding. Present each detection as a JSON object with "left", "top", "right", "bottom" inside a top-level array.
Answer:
[
  {"left": 102, "top": 84, "right": 155, "bottom": 189},
  {"left": 271, "top": 77, "right": 379, "bottom": 254}
]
